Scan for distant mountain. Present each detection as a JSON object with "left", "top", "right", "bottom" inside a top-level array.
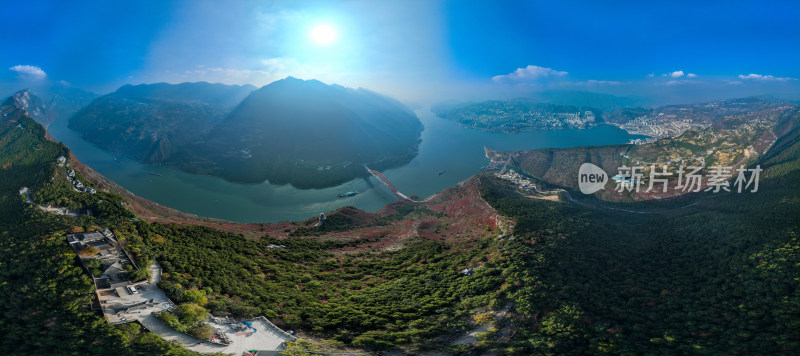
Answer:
[
  {"left": 432, "top": 98, "right": 598, "bottom": 133},
  {"left": 530, "top": 90, "right": 639, "bottom": 110},
  {"left": 41, "top": 85, "right": 99, "bottom": 122},
  {"left": 69, "top": 82, "right": 254, "bottom": 163},
  {"left": 492, "top": 98, "right": 800, "bottom": 201},
  {"left": 2, "top": 86, "right": 98, "bottom": 128},
  {"left": 167, "top": 77, "right": 424, "bottom": 188},
  {"left": 432, "top": 91, "right": 638, "bottom": 117},
  {"left": 110, "top": 81, "right": 256, "bottom": 107},
  {"left": 7, "top": 90, "right": 52, "bottom": 126},
  {"left": 0, "top": 95, "right": 33, "bottom": 130},
  {"left": 431, "top": 91, "right": 640, "bottom": 133}
]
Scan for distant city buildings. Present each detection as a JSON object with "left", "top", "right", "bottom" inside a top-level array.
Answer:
[
  {"left": 448, "top": 104, "right": 596, "bottom": 131},
  {"left": 619, "top": 116, "right": 703, "bottom": 143}
]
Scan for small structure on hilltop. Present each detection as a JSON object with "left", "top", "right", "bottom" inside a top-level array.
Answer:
[
  {"left": 66, "top": 229, "right": 143, "bottom": 321},
  {"left": 67, "top": 229, "right": 113, "bottom": 249},
  {"left": 316, "top": 213, "right": 326, "bottom": 228}
]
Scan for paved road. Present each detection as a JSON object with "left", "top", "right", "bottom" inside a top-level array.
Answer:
[
  {"left": 139, "top": 314, "right": 207, "bottom": 347},
  {"left": 508, "top": 170, "right": 706, "bottom": 214}
]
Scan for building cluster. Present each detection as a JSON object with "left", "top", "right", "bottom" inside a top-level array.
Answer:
[
  {"left": 619, "top": 115, "right": 705, "bottom": 143},
  {"left": 496, "top": 169, "right": 546, "bottom": 195},
  {"left": 66, "top": 229, "right": 153, "bottom": 321},
  {"left": 458, "top": 107, "right": 596, "bottom": 130},
  {"left": 67, "top": 230, "right": 295, "bottom": 353},
  {"left": 67, "top": 230, "right": 137, "bottom": 288},
  {"left": 629, "top": 137, "right": 659, "bottom": 145},
  {"left": 59, "top": 155, "right": 97, "bottom": 194},
  {"left": 66, "top": 168, "right": 97, "bottom": 194},
  {"left": 525, "top": 110, "right": 594, "bottom": 128}
]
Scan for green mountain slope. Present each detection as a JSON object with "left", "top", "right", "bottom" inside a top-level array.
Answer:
[
  {"left": 1, "top": 95, "right": 500, "bottom": 355},
  {"left": 497, "top": 99, "right": 798, "bottom": 202},
  {"left": 68, "top": 82, "right": 254, "bottom": 163},
  {"left": 476, "top": 124, "right": 800, "bottom": 354},
  {"left": 3, "top": 92, "right": 798, "bottom": 355},
  {"left": 2, "top": 86, "right": 97, "bottom": 128},
  {"left": 168, "top": 77, "right": 424, "bottom": 188},
  {"left": 0, "top": 100, "right": 201, "bottom": 355}
]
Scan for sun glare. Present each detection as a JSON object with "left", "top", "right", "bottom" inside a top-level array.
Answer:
[{"left": 310, "top": 24, "right": 337, "bottom": 45}]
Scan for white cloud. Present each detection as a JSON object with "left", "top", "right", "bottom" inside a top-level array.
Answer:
[
  {"left": 646, "top": 73, "right": 655, "bottom": 78},
  {"left": 658, "top": 70, "right": 697, "bottom": 83},
  {"left": 492, "top": 65, "right": 568, "bottom": 82},
  {"left": 737, "top": 73, "right": 795, "bottom": 81},
  {"left": 580, "top": 79, "right": 623, "bottom": 85},
  {"left": 664, "top": 79, "right": 701, "bottom": 86},
  {"left": 726, "top": 80, "right": 743, "bottom": 85},
  {"left": 9, "top": 65, "right": 47, "bottom": 80},
  {"left": 669, "top": 70, "right": 685, "bottom": 78}
]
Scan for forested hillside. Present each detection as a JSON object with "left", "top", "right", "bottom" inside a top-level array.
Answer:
[
  {"left": 1, "top": 98, "right": 508, "bottom": 354},
  {"left": 476, "top": 126, "right": 800, "bottom": 354},
  {"left": 68, "top": 82, "right": 254, "bottom": 163},
  {"left": 2, "top": 95, "right": 798, "bottom": 355},
  {"left": 167, "top": 77, "right": 424, "bottom": 188},
  {"left": 0, "top": 100, "right": 200, "bottom": 355}
]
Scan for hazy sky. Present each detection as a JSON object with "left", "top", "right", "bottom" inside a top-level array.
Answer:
[{"left": 1, "top": 0, "right": 798, "bottom": 104}]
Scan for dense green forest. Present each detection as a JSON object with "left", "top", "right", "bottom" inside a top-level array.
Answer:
[
  {"left": 1, "top": 104, "right": 509, "bottom": 354},
  {"left": 119, "top": 218, "right": 507, "bottom": 352},
  {"left": 1, "top": 97, "right": 798, "bottom": 355},
  {"left": 0, "top": 108, "right": 199, "bottom": 355},
  {"left": 475, "top": 126, "right": 800, "bottom": 354}
]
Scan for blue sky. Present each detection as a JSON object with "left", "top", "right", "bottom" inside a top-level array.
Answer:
[
  {"left": 445, "top": 1, "right": 799, "bottom": 80},
  {"left": 1, "top": 0, "right": 798, "bottom": 104}
]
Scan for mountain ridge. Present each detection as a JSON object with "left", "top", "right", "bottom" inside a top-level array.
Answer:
[
  {"left": 165, "top": 77, "right": 423, "bottom": 187},
  {"left": 68, "top": 81, "right": 254, "bottom": 163},
  {"left": 67, "top": 78, "right": 423, "bottom": 188},
  {"left": 2, "top": 86, "right": 97, "bottom": 128}
]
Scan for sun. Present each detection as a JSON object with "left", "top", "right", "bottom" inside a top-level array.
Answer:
[{"left": 310, "top": 24, "right": 337, "bottom": 45}]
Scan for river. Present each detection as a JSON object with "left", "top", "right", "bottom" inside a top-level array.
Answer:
[{"left": 47, "top": 108, "right": 640, "bottom": 223}]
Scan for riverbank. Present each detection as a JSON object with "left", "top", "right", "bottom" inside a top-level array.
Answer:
[{"left": 47, "top": 107, "right": 640, "bottom": 223}]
